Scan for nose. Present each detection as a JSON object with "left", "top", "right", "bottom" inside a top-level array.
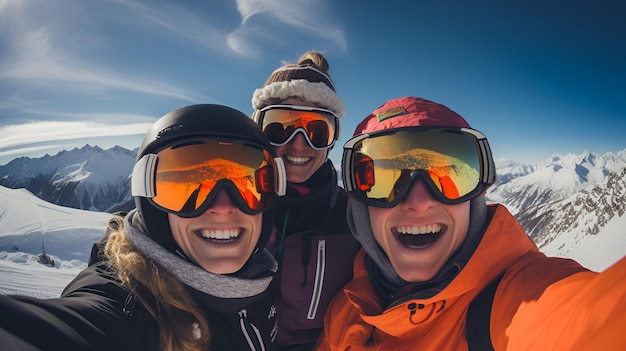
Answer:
[
  {"left": 205, "top": 190, "right": 237, "bottom": 215},
  {"left": 399, "top": 179, "right": 438, "bottom": 212}
]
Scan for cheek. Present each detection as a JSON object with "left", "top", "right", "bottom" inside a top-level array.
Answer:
[
  {"left": 320, "top": 149, "right": 330, "bottom": 160},
  {"left": 313, "top": 150, "right": 328, "bottom": 164},
  {"left": 252, "top": 215, "right": 263, "bottom": 239},
  {"left": 274, "top": 145, "right": 287, "bottom": 154},
  {"left": 367, "top": 207, "right": 392, "bottom": 242},
  {"left": 167, "top": 214, "right": 186, "bottom": 245},
  {"left": 368, "top": 207, "right": 384, "bottom": 226}
]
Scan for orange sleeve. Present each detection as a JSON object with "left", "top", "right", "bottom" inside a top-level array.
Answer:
[{"left": 497, "top": 255, "right": 626, "bottom": 351}]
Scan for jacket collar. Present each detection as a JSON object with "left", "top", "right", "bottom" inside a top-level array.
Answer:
[{"left": 343, "top": 205, "right": 538, "bottom": 336}]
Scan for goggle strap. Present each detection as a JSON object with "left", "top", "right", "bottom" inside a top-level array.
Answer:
[
  {"left": 336, "top": 118, "right": 341, "bottom": 141},
  {"left": 274, "top": 157, "right": 287, "bottom": 196},
  {"left": 461, "top": 127, "right": 496, "bottom": 184},
  {"left": 341, "top": 147, "right": 355, "bottom": 193},
  {"left": 251, "top": 109, "right": 262, "bottom": 124},
  {"left": 341, "top": 133, "right": 370, "bottom": 193},
  {"left": 477, "top": 139, "right": 496, "bottom": 184},
  {"left": 131, "top": 153, "right": 157, "bottom": 198}
]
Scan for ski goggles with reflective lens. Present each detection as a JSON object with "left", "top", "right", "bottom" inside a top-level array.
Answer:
[
  {"left": 132, "top": 138, "right": 286, "bottom": 217},
  {"left": 342, "top": 127, "right": 496, "bottom": 207},
  {"left": 253, "top": 105, "right": 340, "bottom": 150}
]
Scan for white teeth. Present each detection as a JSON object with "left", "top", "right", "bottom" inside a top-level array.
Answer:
[
  {"left": 285, "top": 155, "right": 311, "bottom": 164},
  {"left": 199, "top": 228, "right": 240, "bottom": 240},
  {"left": 396, "top": 224, "right": 441, "bottom": 235}
]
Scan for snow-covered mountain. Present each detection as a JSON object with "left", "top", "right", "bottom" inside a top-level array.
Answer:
[
  {"left": 487, "top": 149, "right": 626, "bottom": 236},
  {"left": 487, "top": 150, "right": 626, "bottom": 216},
  {"left": 0, "top": 145, "right": 137, "bottom": 212},
  {"left": 486, "top": 149, "right": 626, "bottom": 271}
]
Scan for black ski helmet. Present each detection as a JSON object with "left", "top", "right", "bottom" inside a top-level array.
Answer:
[{"left": 133, "top": 104, "right": 279, "bottom": 256}]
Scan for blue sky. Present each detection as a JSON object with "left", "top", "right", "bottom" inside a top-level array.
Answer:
[{"left": 1, "top": 0, "right": 624, "bottom": 167}]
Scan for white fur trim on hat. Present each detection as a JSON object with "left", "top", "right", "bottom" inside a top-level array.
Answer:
[{"left": 251, "top": 80, "right": 346, "bottom": 118}]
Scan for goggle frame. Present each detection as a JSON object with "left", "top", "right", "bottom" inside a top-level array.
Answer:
[
  {"left": 342, "top": 126, "right": 496, "bottom": 207},
  {"left": 132, "top": 137, "right": 286, "bottom": 217},
  {"left": 253, "top": 104, "right": 340, "bottom": 150}
]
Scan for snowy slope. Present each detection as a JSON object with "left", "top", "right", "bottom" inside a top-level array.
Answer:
[
  {"left": 540, "top": 209, "right": 626, "bottom": 272},
  {"left": 0, "top": 186, "right": 110, "bottom": 298},
  {"left": 0, "top": 252, "right": 84, "bottom": 298},
  {"left": 0, "top": 186, "right": 110, "bottom": 262}
]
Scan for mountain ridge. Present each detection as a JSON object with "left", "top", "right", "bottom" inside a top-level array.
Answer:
[{"left": 0, "top": 144, "right": 137, "bottom": 212}]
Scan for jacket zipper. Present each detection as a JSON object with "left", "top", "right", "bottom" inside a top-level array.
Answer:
[
  {"left": 307, "top": 239, "right": 326, "bottom": 319},
  {"left": 238, "top": 309, "right": 265, "bottom": 351}
]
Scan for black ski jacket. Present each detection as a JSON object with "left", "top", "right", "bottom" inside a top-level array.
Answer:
[{"left": 0, "top": 217, "right": 278, "bottom": 350}]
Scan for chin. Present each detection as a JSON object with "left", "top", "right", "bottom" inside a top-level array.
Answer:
[
  {"left": 202, "top": 261, "right": 246, "bottom": 274},
  {"left": 395, "top": 265, "right": 439, "bottom": 283}
]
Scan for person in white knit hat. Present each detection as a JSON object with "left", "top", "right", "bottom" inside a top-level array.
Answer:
[{"left": 251, "top": 51, "right": 361, "bottom": 351}]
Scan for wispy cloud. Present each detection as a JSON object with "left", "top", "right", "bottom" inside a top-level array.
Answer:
[
  {"left": 111, "top": 0, "right": 347, "bottom": 57},
  {"left": 1, "top": 0, "right": 346, "bottom": 97},
  {"left": 0, "top": 144, "right": 67, "bottom": 160},
  {"left": 228, "top": 0, "right": 346, "bottom": 56},
  {"left": 109, "top": 0, "right": 233, "bottom": 55},
  {"left": 0, "top": 1, "right": 207, "bottom": 102},
  {"left": 0, "top": 121, "right": 152, "bottom": 150}
]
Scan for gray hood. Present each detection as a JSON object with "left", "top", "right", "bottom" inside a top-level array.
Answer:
[{"left": 346, "top": 194, "right": 489, "bottom": 289}]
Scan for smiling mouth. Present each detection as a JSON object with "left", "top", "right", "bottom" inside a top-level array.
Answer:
[
  {"left": 284, "top": 155, "right": 312, "bottom": 165},
  {"left": 395, "top": 224, "right": 444, "bottom": 249},
  {"left": 196, "top": 228, "right": 242, "bottom": 243}
]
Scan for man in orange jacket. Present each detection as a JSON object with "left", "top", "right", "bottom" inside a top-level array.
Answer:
[{"left": 315, "top": 96, "right": 626, "bottom": 350}]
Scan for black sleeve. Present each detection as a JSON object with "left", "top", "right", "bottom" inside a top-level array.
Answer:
[
  {"left": 0, "top": 265, "right": 155, "bottom": 351},
  {"left": 0, "top": 325, "right": 42, "bottom": 351}
]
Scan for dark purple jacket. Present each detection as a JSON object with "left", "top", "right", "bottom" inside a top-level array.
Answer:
[{"left": 266, "top": 161, "right": 361, "bottom": 350}]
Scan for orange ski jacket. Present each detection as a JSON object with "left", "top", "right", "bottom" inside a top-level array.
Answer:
[{"left": 315, "top": 204, "right": 626, "bottom": 350}]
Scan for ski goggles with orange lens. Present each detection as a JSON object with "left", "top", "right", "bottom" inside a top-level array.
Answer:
[
  {"left": 342, "top": 127, "right": 496, "bottom": 207},
  {"left": 132, "top": 138, "right": 286, "bottom": 217},
  {"left": 253, "top": 105, "right": 340, "bottom": 150}
]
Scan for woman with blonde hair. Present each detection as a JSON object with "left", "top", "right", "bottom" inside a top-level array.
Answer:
[{"left": 0, "top": 104, "right": 286, "bottom": 350}]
